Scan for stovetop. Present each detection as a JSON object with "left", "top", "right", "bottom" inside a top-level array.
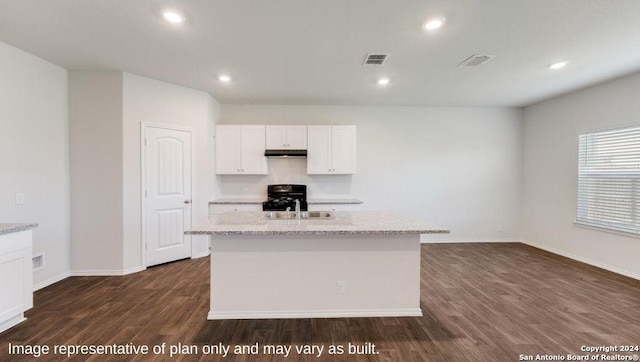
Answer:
[{"left": 263, "top": 184, "right": 308, "bottom": 211}]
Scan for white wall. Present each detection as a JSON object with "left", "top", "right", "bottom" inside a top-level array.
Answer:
[
  {"left": 522, "top": 71, "right": 640, "bottom": 279},
  {"left": 0, "top": 42, "right": 70, "bottom": 288},
  {"left": 123, "top": 73, "right": 219, "bottom": 268},
  {"left": 220, "top": 105, "right": 523, "bottom": 242},
  {"left": 67, "top": 72, "right": 218, "bottom": 274},
  {"left": 68, "top": 71, "right": 124, "bottom": 273}
]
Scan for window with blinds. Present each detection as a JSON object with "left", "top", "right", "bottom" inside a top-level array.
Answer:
[{"left": 577, "top": 125, "right": 640, "bottom": 236}]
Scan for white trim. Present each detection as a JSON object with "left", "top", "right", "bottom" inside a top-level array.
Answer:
[
  {"left": 70, "top": 266, "right": 145, "bottom": 277},
  {"left": 140, "top": 122, "right": 146, "bottom": 269},
  {"left": 208, "top": 308, "right": 423, "bottom": 320},
  {"left": 420, "top": 237, "right": 519, "bottom": 244},
  {"left": 573, "top": 221, "right": 639, "bottom": 238},
  {"left": 142, "top": 122, "right": 195, "bottom": 133},
  {"left": 0, "top": 314, "right": 26, "bottom": 334},
  {"left": 520, "top": 239, "right": 640, "bottom": 281},
  {"left": 574, "top": 121, "right": 640, "bottom": 136},
  {"left": 191, "top": 251, "right": 210, "bottom": 259},
  {"left": 33, "top": 271, "right": 71, "bottom": 291},
  {"left": 122, "top": 265, "right": 146, "bottom": 275},
  {"left": 141, "top": 122, "right": 195, "bottom": 268}
]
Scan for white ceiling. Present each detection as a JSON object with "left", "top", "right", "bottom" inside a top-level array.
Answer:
[{"left": 1, "top": 0, "right": 640, "bottom": 107}]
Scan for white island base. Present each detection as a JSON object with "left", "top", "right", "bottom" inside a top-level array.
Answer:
[{"left": 208, "top": 233, "right": 422, "bottom": 320}]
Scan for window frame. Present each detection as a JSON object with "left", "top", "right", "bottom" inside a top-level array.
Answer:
[{"left": 575, "top": 125, "right": 640, "bottom": 237}]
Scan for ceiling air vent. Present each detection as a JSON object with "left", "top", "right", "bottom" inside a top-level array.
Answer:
[
  {"left": 458, "top": 54, "right": 494, "bottom": 67},
  {"left": 363, "top": 53, "right": 389, "bottom": 66}
]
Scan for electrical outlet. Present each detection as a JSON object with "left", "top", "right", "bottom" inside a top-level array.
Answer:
[
  {"left": 15, "top": 193, "right": 24, "bottom": 205},
  {"left": 498, "top": 224, "right": 504, "bottom": 232},
  {"left": 336, "top": 280, "right": 346, "bottom": 294}
]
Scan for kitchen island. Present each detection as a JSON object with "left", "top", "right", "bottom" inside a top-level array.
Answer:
[{"left": 186, "top": 211, "right": 449, "bottom": 320}]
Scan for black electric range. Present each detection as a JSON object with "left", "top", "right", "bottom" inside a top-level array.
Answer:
[{"left": 262, "top": 184, "right": 308, "bottom": 211}]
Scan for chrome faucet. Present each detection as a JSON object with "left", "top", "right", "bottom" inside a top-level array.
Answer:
[
  {"left": 294, "top": 199, "right": 301, "bottom": 219},
  {"left": 285, "top": 206, "right": 291, "bottom": 219}
]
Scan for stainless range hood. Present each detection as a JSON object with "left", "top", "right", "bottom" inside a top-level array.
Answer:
[{"left": 264, "top": 149, "right": 307, "bottom": 158}]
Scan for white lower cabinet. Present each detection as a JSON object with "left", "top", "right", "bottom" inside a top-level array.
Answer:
[
  {"left": 308, "top": 203, "right": 363, "bottom": 211},
  {"left": 209, "top": 203, "right": 262, "bottom": 215},
  {"left": 0, "top": 230, "right": 33, "bottom": 333},
  {"left": 210, "top": 203, "right": 361, "bottom": 214}
]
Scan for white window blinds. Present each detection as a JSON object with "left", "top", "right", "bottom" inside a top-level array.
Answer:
[{"left": 577, "top": 125, "right": 640, "bottom": 236}]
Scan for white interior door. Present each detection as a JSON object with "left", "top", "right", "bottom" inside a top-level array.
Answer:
[{"left": 144, "top": 125, "right": 192, "bottom": 267}]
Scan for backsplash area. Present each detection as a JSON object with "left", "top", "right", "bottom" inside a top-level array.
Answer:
[{"left": 215, "top": 158, "right": 355, "bottom": 199}]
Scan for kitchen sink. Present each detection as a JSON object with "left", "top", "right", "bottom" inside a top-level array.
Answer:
[{"left": 263, "top": 211, "right": 335, "bottom": 220}]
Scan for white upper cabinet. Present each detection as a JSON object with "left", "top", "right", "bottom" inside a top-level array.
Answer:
[
  {"left": 266, "top": 125, "right": 308, "bottom": 149},
  {"left": 307, "top": 126, "right": 356, "bottom": 174},
  {"left": 215, "top": 125, "right": 267, "bottom": 175},
  {"left": 307, "top": 126, "right": 332, "bottom": 174},
  {"left": 330, "top": 126, "right": 357, "bottom": 173}
]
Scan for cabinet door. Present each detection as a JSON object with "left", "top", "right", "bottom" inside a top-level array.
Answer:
[
  {"left": 331, "top": 126, "right": 357, "bottom": 174},
  {"left": 286, "top": 126, "right": 308, "bottom": 149},
  {"left": 308, "top": 203, "right": 362, "bottom": 211},
  {"left": 210, "top": 204, "right": 262, "bottom": 214},
  {"left": 307, "top": 126, "right": 332, "bottom": 174},
  {"left": 0, "top": 230, "right": 33, "bottom": 330},
  {"left": 265, "top": 126, "right": 287, "bottom": 149},
  {"left": 215, "top": 125, "right": 242, "bottom": 174},
  {"left": 240, "top": 125, "right": 268, "bottom": 174}
]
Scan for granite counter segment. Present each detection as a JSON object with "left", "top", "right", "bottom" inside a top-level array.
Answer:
[
  {"left": 0, "top": 223, "right": 38, "bottom": 236},
  {"left": 186, "top": 211, "right": 449, "bottom": 236},
  {"left": 307, "top": 198, "right": 363, "bottom": 205},
  {"left": 209, "top": 198, "right": 363, "bottom": 205},
  {"left": 209, "top": 198, "right": 263, "bottom": 204}
]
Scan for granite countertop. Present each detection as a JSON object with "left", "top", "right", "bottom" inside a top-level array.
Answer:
[
  {"left": 307, "top": 198, "right": 363, "bottom": 205},
  {"left": 210, "top": 198, "right": 363, "bottom": 205},
  {"left": 0, "top": 223, "right": 38, "bottom": 236},
  {"left": 186, "top": 211, "right": 449, "bottom": 236},
  {"left": 209, "top": 198, "right": 263, "bottom": 204}
]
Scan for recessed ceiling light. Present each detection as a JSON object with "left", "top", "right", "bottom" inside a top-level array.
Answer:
[
  {"left": 163, "top": 11, "right": 184, "bottom": 24},
  {"left": 549, "top": 61, "right": 568, "bottom": 70},
  {"left": 218, "top": 75, "right": 232, "bottom": 83},
  {"left": 377, "top": 78, "right": 390, "bottom": 86},
  {"left": 424, "top": 17, "right": 446, "bottom": 31}
]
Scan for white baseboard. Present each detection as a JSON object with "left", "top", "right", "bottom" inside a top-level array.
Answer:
[
  {"left": 33, "top": 271, "right": 71, "bottom": 291},
  {"left": 34, "top": 266, "right": 146, "bottom": 289},
  {"left": 122, "top": 266, "right": 145, "bottom": 275},
  {"left": 0, "top": 313, "right": 26, "bottom": 334},
  {"left": 520, "top": 239, "right": 640, "bottom": 281},
  {"left": 421, "top": 237, "right": 520, "bottom": 244},
  {"left": 70, "top": 265, "right": 145, "bottom": 277},
  {"left": 208, "top": 308, "right": 423, "bottom": 320},
  {"left": 192, "top": 251, "right": 211, "bottom": 259}
]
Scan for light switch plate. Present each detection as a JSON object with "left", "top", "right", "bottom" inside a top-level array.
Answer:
[{"left": 15, "top": 193, "right": 24, "bottom": 205}]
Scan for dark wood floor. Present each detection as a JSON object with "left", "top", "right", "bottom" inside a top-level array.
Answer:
[{"left": 1, "top": 243, "right": 639, "bottom": 361}]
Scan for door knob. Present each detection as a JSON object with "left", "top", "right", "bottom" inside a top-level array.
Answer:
[{"left": 184, "top": 200, "right": 191, "bottom": 204}]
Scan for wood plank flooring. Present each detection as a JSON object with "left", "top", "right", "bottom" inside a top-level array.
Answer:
[{"left": 1, "top": 243, "right": 639, "bottom": 361}]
